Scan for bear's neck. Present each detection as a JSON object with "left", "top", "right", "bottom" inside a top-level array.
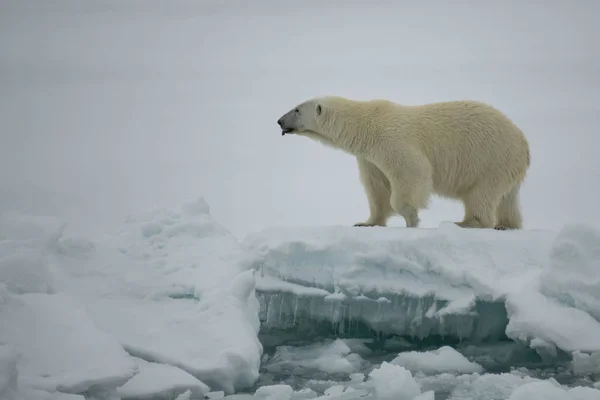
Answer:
[{"left": 323, "top": 107, "right": 377, "bottom": 156}]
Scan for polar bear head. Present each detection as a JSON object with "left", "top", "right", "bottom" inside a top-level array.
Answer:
[
  {"left": 276, "top": 98, "right": 324, "bottom": 136},
  {"left": 277, "top": 96, "right": 360, "bottom": 150}
]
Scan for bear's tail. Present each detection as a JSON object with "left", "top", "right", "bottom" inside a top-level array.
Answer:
[{"left": 495, "top": 183, "right": 523, "bottom": 230}]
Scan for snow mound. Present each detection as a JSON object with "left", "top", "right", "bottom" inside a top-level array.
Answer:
[
  {"left": 99, "top": 196, "right": 240, "bottom": 298},
  {"left": 58, "top": 198, "right": 262, "bottom": 394},
  {"left": 0, "top": 197, "right": 262, "bottom": 397},
  {"left": 242, "top": 223, "right": 600, "bottom": 356},
  {"left": 82, "top": 270, "right": 261, "bottom": 395},
  {"left": 391, "top": 346, "right": 484, "bottom": 375}
]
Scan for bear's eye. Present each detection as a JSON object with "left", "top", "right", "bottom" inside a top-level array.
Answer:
[{"left": 294, "top": 108, "right": 299, "bottom": 113}]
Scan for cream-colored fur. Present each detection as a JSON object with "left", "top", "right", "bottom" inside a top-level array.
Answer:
[{"left": 277, "top": 96, "right": 530, "bottom": 229}]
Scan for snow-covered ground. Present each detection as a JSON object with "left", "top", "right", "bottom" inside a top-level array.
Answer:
[
  {"left": 1, "top": 198, "right": 600, "bottom": 399},
  {"left": 0, "top": 198, "right": 262, "bottom": 399},
  {"left": 2, "top": 0, "right": 600, "bottom": 399}
]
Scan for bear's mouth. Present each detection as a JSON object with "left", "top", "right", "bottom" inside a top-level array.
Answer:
[{"left": 281, "top": 127, "right": 295, "bottom": 135}]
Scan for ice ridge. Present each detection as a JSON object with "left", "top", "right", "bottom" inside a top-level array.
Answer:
[{"left": 241, "top": 223, "right": 600, "bottom": 356}]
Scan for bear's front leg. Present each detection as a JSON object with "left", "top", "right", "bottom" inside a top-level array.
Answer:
[
  {"left": 368, "top": 146, "right": 433, "bottom": 229},
  {"left": 354, "top": 157, "right": 394, "bottom": 227}
]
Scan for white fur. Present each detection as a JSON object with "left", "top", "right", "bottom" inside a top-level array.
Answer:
[{"left": 280, "top": 96, "right": 531, "bottom": 229}]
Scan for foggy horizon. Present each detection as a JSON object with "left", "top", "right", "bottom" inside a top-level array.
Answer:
[{"left": 1, "top": 0, "right": 598, "bottom": 239}]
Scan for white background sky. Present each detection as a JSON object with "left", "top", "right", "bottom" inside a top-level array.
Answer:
[{"left": 0, "top": 0, "right": 598, "bottom": 239}]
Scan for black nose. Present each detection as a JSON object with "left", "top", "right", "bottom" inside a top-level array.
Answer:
[{"left": 277, "top": 118, "right": 283, "bottom": 126}]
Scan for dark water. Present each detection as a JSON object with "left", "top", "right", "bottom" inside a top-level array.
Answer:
[
  {"left": 236, "top": 329, "right": 597, "bottom": 399},
  {"left": 239, "top": 293, "right": 599, "bottom": 399}
]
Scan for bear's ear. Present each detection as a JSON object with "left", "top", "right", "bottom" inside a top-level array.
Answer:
[{"left": 316, "top": 104, "right": 322, "bottom": 116}]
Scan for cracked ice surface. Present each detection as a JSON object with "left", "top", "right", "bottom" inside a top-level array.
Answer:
[{"left": 242, "top": 223, "right": 600, "bottom": 354}]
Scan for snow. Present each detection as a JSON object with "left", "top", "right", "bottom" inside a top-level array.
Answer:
[{"left": 243, "top": 223, "right": 600, "bottom": 355}]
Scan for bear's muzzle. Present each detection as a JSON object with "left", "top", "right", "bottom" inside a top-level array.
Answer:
[{"left": 277, "top": 117, "right": 294, "bottom": 135}]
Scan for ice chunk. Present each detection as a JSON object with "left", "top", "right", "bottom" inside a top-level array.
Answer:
[
  {"left": 368, "top": 362, "right": 421, "bottom": 400},
  {"left": 264, "top": 339, "right": 365, "bottom": 376},
  {"left": 243, "top": 225, "right": 552, "bottom": 300},
  {"left": 45, "top": 199, "right": 263, "bottom": 395},
  {"left": 505, "top": 291, "right": 600, "bottom": 352},
  {"left": 117, "top": 357, "right": 210, "bottom": 400},
  {"left": 529, "top": 337, "right": 558, "bottom": 360},
  {"left": 571, "top": 351, "right": 600, "bottom": 377},
  {"left": 539, "top": 224, "right": 600, "bottom": 327},
  {"left": 0, "top": 292, "right": 138, "bottom": 394},
  {"left": 254, "top": 384, "right": 294, "bottom": 399},
  {"left": 84, "top": 274, "right": 261, "bottom": 395},
  {"left": 508, "top": 380, "right": 600, "bottom": 399},
  {"left": 506, "top": 380, "right": 563, "bottom": 399},
  {"left": 446, "top": 372, "right": 541, "bottom": 399},
  {"left": 89, "top": 197, "right": 249, "bottom": 300},
  {"left": 391, "top": 346, "right": 484, "bottom": 374},
  {"left": 290, "top": 388, "right": 318, "bottom": 399},
  {"left": 243, "top": 225, "right": 600, "bottom": 354}
]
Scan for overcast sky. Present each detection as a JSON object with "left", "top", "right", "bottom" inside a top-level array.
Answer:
[{"left": 1, "top": 0, "right": 598, "bottom": 239}]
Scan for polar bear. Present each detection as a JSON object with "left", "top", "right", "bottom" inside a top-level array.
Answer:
[{"left": 277, "top": 96, "right": 530, "bottom": 230}]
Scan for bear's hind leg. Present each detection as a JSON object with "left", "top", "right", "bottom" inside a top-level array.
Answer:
[
  {"left": 354, "top": 157, "right": 395, "bottom": 227},
  {"left": 494, "top": 183, "right": 523, "bottom": 230},
  {"left": 457, "top": 186, "right": 501, "bottom": 229}
]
